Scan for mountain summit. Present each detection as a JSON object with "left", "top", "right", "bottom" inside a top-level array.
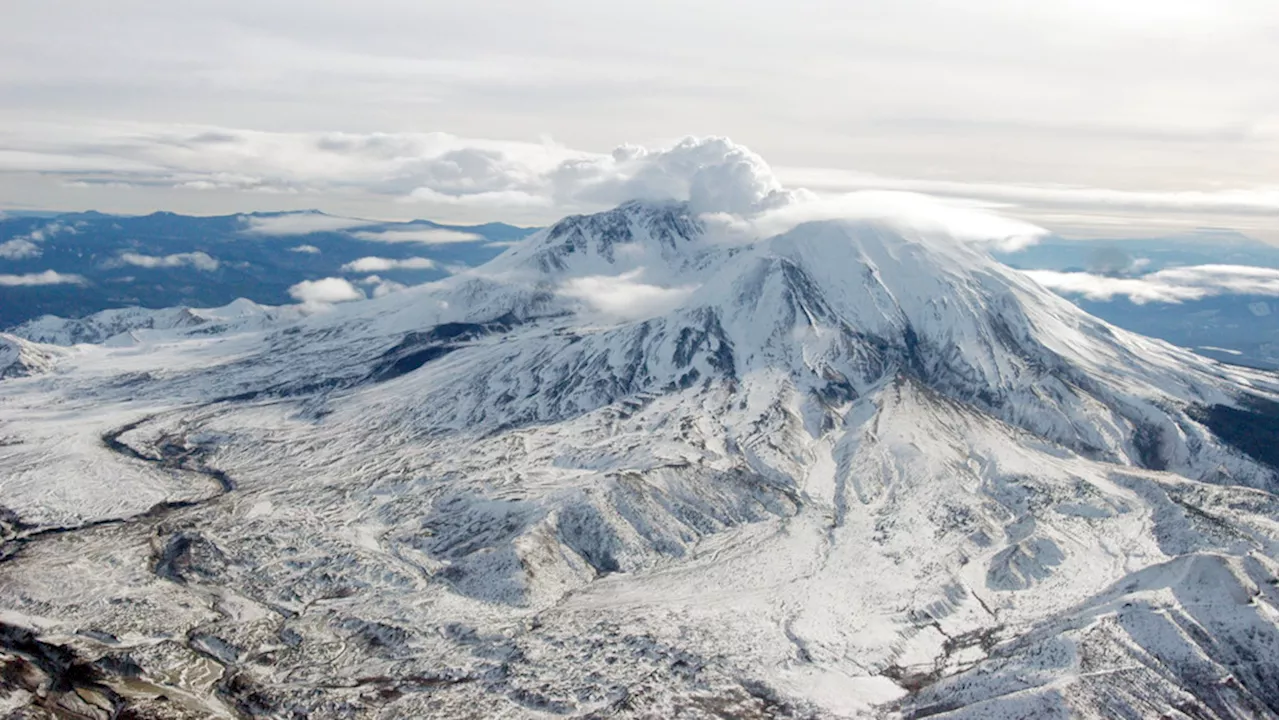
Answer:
[{"left": 0, "top": 200, "right": 1276, "bottom": 718}]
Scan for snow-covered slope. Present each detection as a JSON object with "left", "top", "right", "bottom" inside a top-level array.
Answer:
[
  {"left": 0, "top": 200, "right": 1274, "bottom": 719},
  {"left": 0, "top": 333, "right": 66, "bottom": 379},
  {"left": 8, "top": 297, "right": 306, "bottom": 347}
]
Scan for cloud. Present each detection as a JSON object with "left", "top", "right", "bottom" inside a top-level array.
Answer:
[
  {"left": 1024, "top": 264, "right": 1279, "bottom": 304},
  {"left": 702, "top": 190, "right": 1049, "bottom": 252},
  {"left": 1, "top": 122, "right": 1273, "bottom": 241},
  {"left": 289, "top": 244, "right": 321, "bottom": 253},
  {"left": 557, "top": 268, "right": 697, "bottom": 321},
  {"left": 358, "top": 275, "right": 408, "bottom": 297},
  {"left": 240, "top": 213, "right": 377, "bottom": 235},
  {"left": 287, "top": 277, "right": 365, "bottom": 304},
  {"left": 0, "top": 237, "right": 41, "bottom": 259},
  {"left": 340, "top": 256, "right": 436, "bottom": 272},
  {"left": 1, "top": 127, "right": 790, "bottom": 217},
  {"left": 119, "top": 251, "right": 220, "bottom": 271},
  {"left": 0, "top": 0, "right": 1274, "bottom": 246},
  {"left": 775, "top": 168, "right": 1280, "bottom": 217},
  {"left": 0, "top": 270, "right": 86, "bottom": 286},
  {"left": 0, "top": 221, "right": 76, "bottom": 260},
  {"left": 403, "top": 187, "right": 551, "bottom": 209},
  {"left": 351, "top": 228, "right": 483, "bottom": 244}
]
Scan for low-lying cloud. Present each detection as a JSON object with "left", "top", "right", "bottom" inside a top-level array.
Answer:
[
  {"left": 340, "top": 256, "right": 436, "bottom": 273},
  {"left": 240, "top": 213, "right": 376, "bottom": 235},
  {"left": 358, "top": 275, "right": 408, "bottom": 298},
  {"left": 0, "top": 237, "right": 41, "bottom": 260},
  {"left": 287, "top": 277, "right": 365, "bottom": 304},
  {"left": 288, "top": 244, "right": 321, "bottom": 254},
  {"left": 0, "top": 221, "right": 76, "bottom": 260},
  {"left": 1024, "top": 264, "right": 1278, "bottom": 304},
  {"left": 0, "top": 270, "right": 87, "bottom": 286},
  {"left": 119, "top": 251, "right": 220, "bottom": 271},
  {"left": 557, "top": 269, "right": 697, "bottom": 321},
  {"left": 351, "top": 228, "right": 484, "bottom": 245}
]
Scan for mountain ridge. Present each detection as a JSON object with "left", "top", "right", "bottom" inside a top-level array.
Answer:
[{"left": 0, "top": 199, "right": 1275, "bottom": 718}]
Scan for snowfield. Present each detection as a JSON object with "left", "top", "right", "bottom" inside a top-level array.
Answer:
[{"left": 1, "top": 200, "right": 1276, "bottom": 719}]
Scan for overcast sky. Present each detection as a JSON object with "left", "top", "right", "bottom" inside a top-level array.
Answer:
[{"left": 1, "top": 0, "right": 1276, "bottom": 241}]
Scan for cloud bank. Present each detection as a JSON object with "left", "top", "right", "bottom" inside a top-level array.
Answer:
[
  {"left": 119, "top": 251, "right": 220, "bottom": 271},
  {"left": 0, "top": 270, "right": 87, "bottom": 286},
  {"left": 287, "top": 277, "right": 364, "bottom": 304},
  {"left": 240, "top": 213, "right": 376, "bottom": 235},
  {"left": 1025, "top": 264, "right": 1279, "bottom": 304},
  {"left": 698, "top": 190, "right": 1049, "bottom": 252},
  {"left": 351, "top": 228, "right": 484, "bottom": 245},
  {"left": 777, "top": 169, "right": 1279, "bottom": 217},
  {"left": 1, "top": 127, "right": 793, "bottom": 218},
  {"left": 340, "top": 256, "right": 436, "bottom": 273},
  {"left": 1, "top": 123, "right": 1274, "bottom": 241}
]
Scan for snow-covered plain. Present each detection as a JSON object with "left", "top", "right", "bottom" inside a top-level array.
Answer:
[{"left": 0, "top": 200, "right": 1276, "bottom": 718}]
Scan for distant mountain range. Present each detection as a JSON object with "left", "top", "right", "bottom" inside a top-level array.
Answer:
[
  {"left": 0, "top": 209, "right": 534, "bottom": 327},
  {"left": 996, "top": 230, "right": 1277, "bottom": 369},
  {"left": 2, "top": 211, "right": 1276, "bottom": 369}
]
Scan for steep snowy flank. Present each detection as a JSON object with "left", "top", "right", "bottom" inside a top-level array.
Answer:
[
  {"left": 0, "top": 334, "right": 67, "bottom": 379},
  {"left": 0, "top": 199, "right": 1274, "bottom": 719},
  {"left": 496, "top": 199, "right": 712, "bottom": 277}
]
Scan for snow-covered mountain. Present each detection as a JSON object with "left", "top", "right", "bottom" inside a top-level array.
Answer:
[
  {"left": 0, "top": 199, "right": 1275, "bottom": 719},
  {"left": 0, "top": 333, "right": 66, "bottom": 379},
  {"left": 9, "top": 298, "right": 308, "bottom": 347}
]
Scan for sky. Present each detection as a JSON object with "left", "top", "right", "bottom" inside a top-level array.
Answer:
[{"left": 1, "top": 0, "right": 1276, "bottom": 242}]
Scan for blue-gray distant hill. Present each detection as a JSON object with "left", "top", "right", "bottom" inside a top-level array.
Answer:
[
  {"left": 0, "top": 210, "right": 535, "bottom": 327},
  {"left": 996, "top": 230, "right": 1278, "bottom": 370}
]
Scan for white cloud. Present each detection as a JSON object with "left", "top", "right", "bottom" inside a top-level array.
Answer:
[
  {"left": 340, "top": 256, "right": 436, "bottom": 273},
  {"left": 363, "top": 276, "right": 407, "bottom": 297},
  {"left": 0, "top": 123, "right": 1274, "bottom": 241},
  {"left": 1024, "top": 264, "right": 1279, "bottom": 304},
  {"left": 351, "top": 228, "right": 483, "bottom": 245},
  {"left": 0, "top": 128, "right": 790, "bottom": 218},
  {"left": 0, "top": 237, "right": 40, "bottom": 259},
  {"left": 0, "top": 270, "right": 86, "bottom": 286},
  {"left": 403, "top": 187, "right": 551, "bottom": 209},
  {"left": 775, "top": 168, "right": 1279, "bottom": 217},
  {"left": 22, "top": 222, "right": 74, "bottom": 242},
  {"left": 119, "top": 251, "right": 220, "bottom": 271},
  {"left": 557, "top": 268, "right": 697, "bottom": 321},
  {"left": 702, "top": 190, "right": 1049, "bottom": 252},
  {"left": 289, "top": 244, "right": 321, "bottom": 253},
  {"left": 0, "top": 221, "right": 76, "bottom": 260},
  {"left": 287, "top": 277, "right": 365, "bottom": 304},
  {"left": 0, "top": 0, "right": 1274, "bottom": 243},
  {"left": 240, "top": 213, "right": 377, "bottom": 235}
]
